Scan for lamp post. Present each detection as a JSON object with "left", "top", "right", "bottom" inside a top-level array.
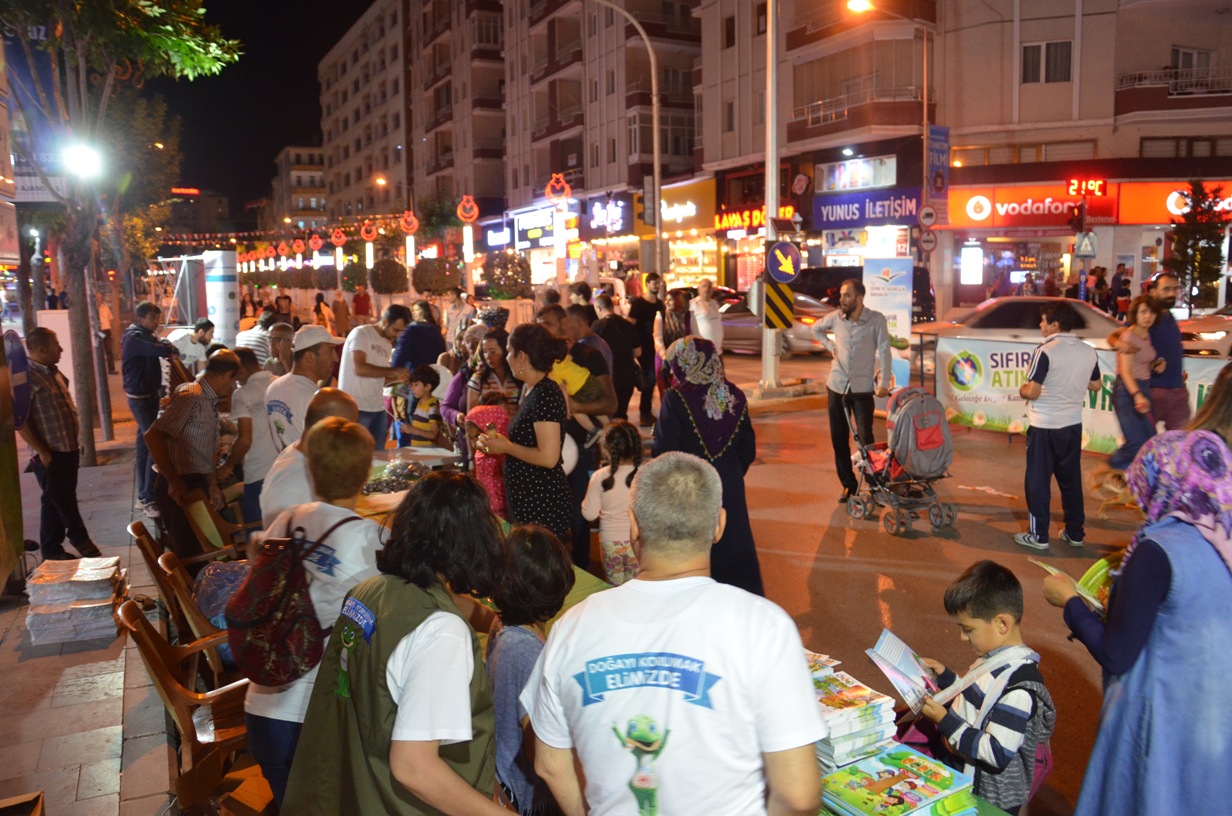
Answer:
[
  {"left": 587, "top": 0, "right": 663, "bottom": 277},
  {"left": 375, "top": 175, "right": 418, "bottom": 292},
  {"left": 848, "top": 0, "right": 931, "bottom": 217},
  {"left": 64, "top": 143, "right": 114, "bottom": 443},
  {"left": 761, "top": 0, "right": 782, "bottom": 389}
]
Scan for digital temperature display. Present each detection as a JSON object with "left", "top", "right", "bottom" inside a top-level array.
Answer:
[{"left": 1067, "top": 178, "right": 1107, "bottom": 197}]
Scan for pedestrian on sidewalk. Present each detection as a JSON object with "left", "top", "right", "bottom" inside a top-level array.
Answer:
[
  {"left": 812, "top": 279, "right": 893, "bottom": 504},
  {"left": 1015, "top": 304, "right": 1102, "bottom": 550},
  {"left": 121, "top": 301, "right": 179, "bottom": 519},
  {"left": 17, "top": 328, "right": 102, "bottom": 560},
  {"left": 627, "top": 271, "right": 664, "bottom": 427},
  {"left": 96, "top": 296, "right": 116, "bottom": 374},
  {"left": 1145, "top": 272, "right": 1190, "bottom": 430}
]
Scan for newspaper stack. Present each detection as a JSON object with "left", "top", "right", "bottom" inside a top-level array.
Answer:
[
  {"left": 813, "top": 671, "right": 898, "bottom": 773},
  {"left": 26, "top": 557, "right": 125, "bottom": 645}
]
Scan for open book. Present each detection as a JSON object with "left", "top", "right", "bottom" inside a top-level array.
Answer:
[
  {"left": 1028, "top": 558, "right": 1105, "bottom": 612},
  {"left": 865, "top": 629, "right": 939, "bottom": 715}
]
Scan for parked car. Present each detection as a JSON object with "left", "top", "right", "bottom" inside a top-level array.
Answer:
[
  {"left": 788, "top": 265, "right": 937, "bottom": 324},
  {"left": 720, "top": 292, "right": 834, "bottom": 358},
  {"left": 1179, "top": 303, "right": 1232, "bottom": 359}
]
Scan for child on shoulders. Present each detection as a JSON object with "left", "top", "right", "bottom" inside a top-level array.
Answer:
[
  {"left": 580, "top": 420, "right": 642, "bottom": 584},
  {"left": 486, "top": 526, "right": 576, "bottom": 816},
  {"left": 918, "top": 561, "right": 1056, "bottom": 816}
]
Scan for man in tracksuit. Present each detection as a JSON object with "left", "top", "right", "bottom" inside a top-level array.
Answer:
[
  {"left": 121, "top": 301, "right": 178, "bottom": 519},
  {"left": 1015, "top": 303, "right": 1101, "bottom": 550}
]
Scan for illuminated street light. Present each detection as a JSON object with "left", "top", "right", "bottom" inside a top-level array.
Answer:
[
  {"left": 283, "top": 216, "right": 292, "bottom": 224},
  {"left": 63, "top": 144, "right": 103, "bottom": 179},
  {"left": 847, "top": 0, "right": 874, "bottom": 11}
]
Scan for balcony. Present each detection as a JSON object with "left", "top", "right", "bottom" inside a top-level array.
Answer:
[
  {"left": 786, "top": 0, "right": 936, "bottom": 52},
  {"left": 626, "top": 79, "right": 694, "bottom": 108},
  {"left": 531, "top": 105, "right": 584, "bottom": 141},
  {"left": 425, "top": 59, "right": 450, "bottom": 89},
  {"left": 626, "top": 13, "right": 700, "bottom": 45},
  {"left": 427, "top": 150, "right": 455, "bottom": 175},
  {"left": 471, "top": 94, "right": 504, "bottom": 112},
  {"left": 1116, "top": 65, "right": 1232, "bottom": 116},
  {"left": 428, "top": 103, "right": 454, "bottom": 131},
  {"left": 530, "top": 39, "right": 584, "bottom": 85},
  {"left": 425, "top": 13, "right": 451, "bottom": 45},
  {"left": 473, "top": 145, "right": 505, "bottom": 160},
  {"left": 788, "top": 85, "right": 932, "bottom": 142},
  {"left": 529, "top": 0, "right": 578, "bottom": 27}
]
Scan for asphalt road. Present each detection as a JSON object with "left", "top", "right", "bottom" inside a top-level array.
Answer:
[{"left": 721, "top": 348, "right": 1127, "bottom": 816}]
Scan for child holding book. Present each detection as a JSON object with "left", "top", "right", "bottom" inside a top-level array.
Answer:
[
  {"left": 917, "top": 560, "right": 1056, "bottom": 815},
  {"left": 394, "top": 364, "right": 448, "bottom": 448},
  {"left": 486, "top": 526, "right": 576, "bottom": 816},
  {"left": 580, "top": 420, "right": 642, "bottom": 585}
]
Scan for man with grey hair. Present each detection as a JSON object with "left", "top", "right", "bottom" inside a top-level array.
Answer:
[{"left": 521, "top": 452, "right": 826, "bottom": 816}]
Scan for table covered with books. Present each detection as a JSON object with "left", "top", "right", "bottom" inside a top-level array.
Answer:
[
  {"left": 807, "top": 649, "right": 1010, "bottom": 816},
  {"left": 356, "top": 447, "right": 462, "bottom": 519}
]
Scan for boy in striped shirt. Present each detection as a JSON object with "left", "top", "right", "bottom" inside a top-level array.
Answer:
[{"left": 918, "top": 561, "right": 1056, "bottom": 815}]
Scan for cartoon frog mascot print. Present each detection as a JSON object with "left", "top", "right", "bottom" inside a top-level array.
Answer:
[{"left": 614, "top": 716, "right": 669, "bottom": 815}]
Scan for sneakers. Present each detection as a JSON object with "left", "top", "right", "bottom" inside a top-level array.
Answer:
[
  {"left": 584, "top": 426, "right": 603, "bottom": 449},
  {"left": 72, "top": 541, "right": 102, "bottom": 558},
  {"left": 1014, "top": 532, "right": 1049, "bottom": 550},
  {"left": 142, "top": 502, "right": 161, "bottom": 519},
  {"left": 1061, "top": 531, "right": 1084, "bottom": 548}
]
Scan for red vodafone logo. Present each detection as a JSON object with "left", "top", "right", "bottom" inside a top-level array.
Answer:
[
  {"left": 950, "top": 184, "right": 1118, "bottom": 228},
  {"left": 965, "top": 195, "right": 992, "bottom": 221}
]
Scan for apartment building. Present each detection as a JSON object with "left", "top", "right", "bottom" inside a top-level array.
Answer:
[
  {"left": 319, "top": 0, "right": 411, "bottom": 221},
  {"left": 695, "top": 0, "right": 1232, "bottom": 305},
  {"left": 270, "top": 146, "right": 327, "bottom": 231}
]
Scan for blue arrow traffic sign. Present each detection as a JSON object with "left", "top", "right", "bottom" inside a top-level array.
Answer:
[{"left": 768, "top": 241, "right": 801, "bottom": 284}]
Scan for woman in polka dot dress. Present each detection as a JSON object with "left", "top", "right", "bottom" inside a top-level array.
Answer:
[{"left": 477, "top": 323, "right": 572, "bottom": 545}]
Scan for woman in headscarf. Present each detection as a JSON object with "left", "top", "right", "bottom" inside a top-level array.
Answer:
[
  {"left": 1042, "top": 430, "right": 1232, "bottom": 816},
  {"left": 652, "top": 336, "right": 762, "bottom": 595}
]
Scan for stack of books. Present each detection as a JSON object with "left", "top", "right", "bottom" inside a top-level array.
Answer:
[
  {"left": 813, "top": 671, "right": 897, "bottom": 772},
  {"left": 26, "top": 557, "right": 125, "bottom": 645},
  {"left": 821, "top": 745, "right": 977, "bottom": 816}
]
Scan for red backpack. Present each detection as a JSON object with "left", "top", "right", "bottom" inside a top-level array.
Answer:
[{"left": 225, "top": 514, "right": 360, "bottom": 687}]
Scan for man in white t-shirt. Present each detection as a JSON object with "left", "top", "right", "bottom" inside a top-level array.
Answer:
[
  {"left": 689, "top": 278, "right": 724, "bottom": 354},
  {"left": 337, "top": 303, "right": 412, "bottom": 449},
  {"left": 521, "top": 452, "right": 826, "bottom": 816},
  {"left": 261, "top": 388, "right": 358, "bottom": 523},
  {"left": 163, "top": 318, "right": 214, "bottom": 384},
  {"left": 224, "top": 348, "right": 280, "bottom": 526},
  {"left": 266, "top": 325, "right": 344, "bottom": 451}
]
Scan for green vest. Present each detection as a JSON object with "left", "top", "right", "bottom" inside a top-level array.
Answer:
[{"left": 283, "top": 575, "right": 496, "bottom": 815}]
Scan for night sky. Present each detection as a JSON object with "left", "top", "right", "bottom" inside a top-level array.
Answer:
[{"left": 146, "top": 1, "right": 370, "bottom": 212}]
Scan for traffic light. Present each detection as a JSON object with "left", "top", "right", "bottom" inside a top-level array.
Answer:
[{"left": 1067, "top": 201, "right": 1087, "bottom": 233}]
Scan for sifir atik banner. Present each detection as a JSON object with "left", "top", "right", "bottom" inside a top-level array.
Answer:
[{"left": 935, "top": 336, "right": 1227, "bottom": 453}]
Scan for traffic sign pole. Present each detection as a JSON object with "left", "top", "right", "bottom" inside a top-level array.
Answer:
[{"left": 761, "top": 0, "right": 780, "bottom": 391}]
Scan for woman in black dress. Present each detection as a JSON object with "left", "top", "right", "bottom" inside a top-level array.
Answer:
[
  {"left": 652, "top": 336, "right": 763, "bottom": 595},
  {"left": 477, "top": 323, "right": 572, "bottom": 545}
]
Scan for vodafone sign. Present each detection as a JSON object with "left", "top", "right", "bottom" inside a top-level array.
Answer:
[
  {"left": 948, "top": 184, "right": 1119, "bottom": 228},
  {"left": 1117, "top": 180, "right": 1232, "bottom": 224}
]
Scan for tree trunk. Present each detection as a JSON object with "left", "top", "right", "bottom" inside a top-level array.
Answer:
[
  {"left": 62, "top": 219, "right": 99, "bottom": 467},
  {"left": 17, "top": 235, "right": 36, "bottom": 337}
]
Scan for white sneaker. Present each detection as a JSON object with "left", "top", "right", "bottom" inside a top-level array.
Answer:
[
  {"left": 142, "top": 502, "right": 161, "bottom": 519},
  {"left": 1061, "top": 531, "right": 1084, "bottom": 547},
  {"left": 1014, "top": 532, "right": 1049, "bottom": 550}
]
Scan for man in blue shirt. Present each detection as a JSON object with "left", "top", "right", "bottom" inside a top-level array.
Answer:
[
  {"left": 121, "top": 301, "right": 178, "bottom": 518},
  {"left": 1146, "top": 272, "right": 1189, "bottom": 430}
]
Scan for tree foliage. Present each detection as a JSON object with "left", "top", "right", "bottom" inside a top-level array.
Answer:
[
  {"left": 340, "top": 262, "right": 367, "bottom": 293},
  {"left": 413, "top": 257, "right": 463, "bottom": 295},
  {"left": 482, "top": 252, "right": 533, "bottom": 300},
  {"left": 371, "top": 258, "right": 409, "bottom": 294},
  {"left": 1162, "top": 179, "right": 1230, "bottom": 312}
]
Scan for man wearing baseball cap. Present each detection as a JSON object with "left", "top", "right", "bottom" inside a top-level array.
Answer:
[{"left": 265, "top": 325, "right": 344, "bottom": 451}]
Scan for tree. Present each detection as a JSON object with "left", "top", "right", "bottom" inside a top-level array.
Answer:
[
  {"left": 0, "top": 0, "right": 240, "bottom": 465},
  {"left": 482, "top": 252, "right": 533, "bottom": 300},
  {"left": 1162, "top": 179, "right": 1230, "bottom": 314}
]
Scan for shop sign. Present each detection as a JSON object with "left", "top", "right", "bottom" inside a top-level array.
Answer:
[
  {"left": 1116, "top": 180, "right": 1232, "bottom": 225},
  {"left": 948, "top": 184, "right": 1119, "bottom": 228},
  {"left": 634, "top": 178, "right": 716, "bottom": 236},
  {"left": 579, "top": 193, "right": 634, "bottom": 240},
  {"left": 936, "top": 337, "right": 1227, "bottom": 453},
  {"left": 813, "top": 187, "right": 922, "bottom": 230},
  {"left": 714, "top": 204, "right": 795, "bottom": 233},
  {"left": 483, "top": 225, "right": 511, "bottom": 250},
  {"left": 514, "top": 205, "right": 579, "bottom": 251}
]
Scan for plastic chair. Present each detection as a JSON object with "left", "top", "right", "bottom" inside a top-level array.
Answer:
[
  {"left": 182, "top": 489, "right": 260, "bottom": 554},
  {"left": 117, "top": 599, "right": 249, "bottom": 810},
  {"left": 158, "top": 551, "right": 244, "bottom": 689},
  {"left": 129, "top": 521, "right": 239, "bottom": 642}
]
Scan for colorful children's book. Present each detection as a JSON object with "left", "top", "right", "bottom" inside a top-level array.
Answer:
[
  {"left": 1028, "top": 558, "right": 1105, "bottom": 612},
  {"left": 865, "top": 629, "right": 939, "bottom": 715},
  {"left": 821, "top": 745, "right": 974, "bottom": 816},
  {"left": 815, "top": 672, "right": 896, "bottom": 724},
  {"left": 806, "top": 649, "right": 842, "bottom": 680}
]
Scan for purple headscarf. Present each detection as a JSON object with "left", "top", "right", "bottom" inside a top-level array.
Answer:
[
  {"left": 664, "top": 336, "right": 748, "bottom": 461},
  {"left": 1125, "top": 430, "right": 1232, "bottom": 575}
]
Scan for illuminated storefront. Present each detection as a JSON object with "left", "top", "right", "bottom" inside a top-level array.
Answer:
[
  {"left": 810, "top": 186, "right": 921, "bottom": 271},
  {"left": 635, "top": 178, "right": 717, "bottom": 290},
  {"left": 578, "top": 192, "right": 640, "bottom": 279},
  {"left": 506, "top": 202, "right": 580, "bottom": 286}
]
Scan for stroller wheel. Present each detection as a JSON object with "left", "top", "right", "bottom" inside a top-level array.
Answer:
[
  {"left": 882, "top": 509, "right": 901, "bottom": 535},
  {"left": 943, "top": 503, "right": 958, "bottom": 527},
  {"left": 896, "top": 509, "right": 913, "bottom": 534},
  {"left": 847, "top": 495, "right": 871, "bottom": 521},
  {"left": 928, "top": 503, "right": 946, "bottom": 529}
]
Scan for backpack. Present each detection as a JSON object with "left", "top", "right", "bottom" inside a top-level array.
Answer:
[{"left": 224, "top": 513, "right": 361, "bottom": 687}]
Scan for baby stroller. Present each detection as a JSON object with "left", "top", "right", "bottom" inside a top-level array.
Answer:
[{"left": 846, "top": 386, "right": 957, "bottom": 535}]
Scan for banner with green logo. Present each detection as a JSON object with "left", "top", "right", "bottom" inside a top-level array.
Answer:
[{"left": 936, "top": 337, "right": 1227, "bottom": 453}]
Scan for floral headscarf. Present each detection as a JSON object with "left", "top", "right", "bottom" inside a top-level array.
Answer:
[
  {"left": 664, "top": 336, "right": 747, "bottom": 460},
  {"left": 1125, "top": 430, "right": 1232, "bottom": 575}
]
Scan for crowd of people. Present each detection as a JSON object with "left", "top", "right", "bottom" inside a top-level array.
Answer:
[{"left": 40, "top": 267, "right": 1221, "bottom": 815}]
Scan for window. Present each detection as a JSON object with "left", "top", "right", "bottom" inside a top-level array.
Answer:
[
  {"left": 588, "top": 13, "right": 596, "bottom": 36},
  {"left": 591, "top": 79, "right": 598, "bottom": 102},
  {"left": 1022, "top": 41, "right": 1071, "bottom": 83},
  {"left": 608, "top": 137, "right": 617, "bottom": 163},
  {"left": 756, "top": 3, "right": 767, "bottom": 36},
  {"left": 591, "top": 144, "right": 599, "bottom": 167},
  {"left": 756, "top": 89, "right": 765, "bottom": 124},
  {"left": 724, "top": 100, "right": 735, "bottom": 132},
  {"left": 605, "top": 8, "right": 613, "bottom": 26},
  {"left": 607, "top": 70, "right": 615, "bottom": 95},
  {"left": 724, "top": 16, "right": 735, "bottom": 48},
  {"left": 513, "top": 167, "right": 519, "bottom": 187},
  {"left": 1171, "top": 46, "right": 1212, "bottom": 71}
]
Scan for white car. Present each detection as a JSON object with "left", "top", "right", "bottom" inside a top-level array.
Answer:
[
  {"left": 913, "top": 297, "right": 1121, "bottom": 349},
  {"left": 720, "top": 292, "right": 834, "bottom": 357},
  {"left": 1179, "top": 303, "right": 1232, "bottom": 359}
]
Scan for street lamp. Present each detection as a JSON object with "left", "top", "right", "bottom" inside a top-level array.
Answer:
[
  {"left": 847, "top": 1, "right": 931, "bottom": 216},
  {"left": 587, "top": 0, "right": 663, "bottom": 278},
  {"left": 63, "top": 144, "right": 103, "bottom": 180}
]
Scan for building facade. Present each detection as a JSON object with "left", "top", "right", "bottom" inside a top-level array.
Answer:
[{"left": 270, "top": 146, "right": 327, "bottom": 231}]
